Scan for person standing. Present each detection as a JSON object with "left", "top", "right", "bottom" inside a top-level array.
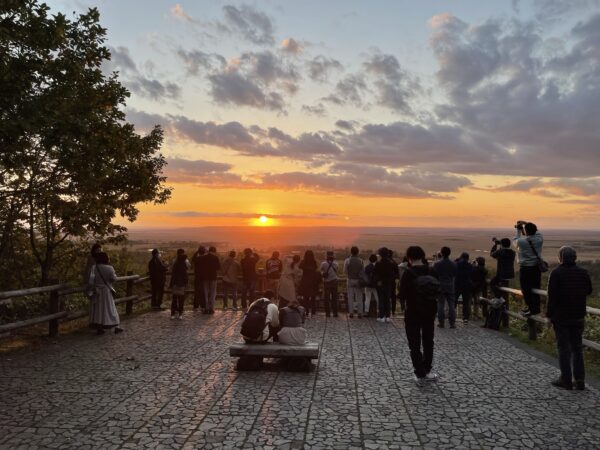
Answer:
[
  {"left": 471, "top": 257, "right": 488, "bottom": 318},
  {"left": 192, "top": 246, "right": 207, "bottom": 311},
  {"left": 299, "top": 250, "right": 321, "bottom": 317},
  {"left": 397, "top": 256, "right": 409, "bottom": 313},
  {"left": 344, "top": 246, "right": 364, "bottom": 318},
  {"left": 513, "top": 221, "right": 544, "bottom": 316},
  {"left": 455, "top": 252, "right": 473, "bottom": 325},
  {"left": 432, "top": 246, "right": 457, "bottom": 328},
  {"left": 400, "top": 246, "right": 439, "bottom": 386},
  {"left": 364, "top": 254, "right": 379, "bottom": 316},
  {"left": 203, "top": 246, "right": 221, "bottom": 314},
  {"left": 83, "top": 243, "right": 102, "bottom": 299},
  {"left": 388, "top": 249, "right": 400, "bottom": 316},
  {"left": 241, "top": 248, "right": 260, "bottom": 309},
  {"left": 278, "top": 254, "right": 302, "bottom": 308},
  {"left": 170, "top": 249, "right": 190, "bottom": 320},
  {"left": 88, "top": 252, "right": 123, "bottom": 334},
  {"left": 320, "top": 251, "right": 339, "bottom": 318},
  {"left": 265, "top": 251, "right": 283, "bottom": 296},
  {"left": 490, "top": 238, "right": 516, "bottom": 297},
  {"left": 374, "top": 247, "right": 396, "bottom": 323},
  {"left": 148, "top": 248, "right": 167, "bottom": 311},
  {"left": 221, "top": 250, "right": 241, "bottom": 310},
  {"left": 547, "top": 246, "right": 592, "bottom": 390}
]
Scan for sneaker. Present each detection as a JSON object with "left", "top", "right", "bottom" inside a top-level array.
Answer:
[
  {"left": 178, "top": 314, "right": 183, "bottom": 320},
  {"left": 385, "top": 317, "right": 391, "bottom": 323},
  {"left": 349, "top": 313, "right": 354, "bottom": 318},
  {"left": 376, "top": 317, "right": 384, "bottom": 323},
  {"left": 551, "top": 378, "right": 573, "bottom": 390},
  {"left": 424, "top": 372, "right": 439, "bottom": 382},
  {"left": 170, "top": 315, "right": 176, "bottom": 320},
  {"left": 463, "top": 319, "right": 469, "bottom": 325},
  {"left": 575, "top": 381, "right": 585, "bottom": 390},
  {"left": 114, "top": 327, "right": 124, "bottom": 334},
  {"left": 413, "top": 375, "right": 427, "bottom": 387},
  {"left": 232, "top": 306, "right": 238, "bottom": 311}
]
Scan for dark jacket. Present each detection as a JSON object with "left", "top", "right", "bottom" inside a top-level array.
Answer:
[
  {"left": 364, "top": 262, "right": 377, "bottom": 288},
  {"left": 148, "top": 257, "right": 167, "bottom": 285},
  {"left": 279, "top": 305, "right": 305, "bottom": 328},
  {"left": 299, "top": 259, "right": 320, "bottom": 296},
  {"left": 170, "top": 256, "right": 189, "bottom": 287},
  {"left": 432, "top": 258, "right": 457, "bottom": 294},
  {"left": 203, "top": 253, "right": 221, "bottom": 281},
  {"left": 491, "top": 245, "right": 516, "bottom": 280},
  {"left": 399, "top": 264, "right": 437, "bottom": 319},
  {"left": 471, "top": 265, "right": 488, "bottom": 291},
  {"left": 373, "top": 258, "right": 397, "bottom": 286},
  {"left": 455, "top": 259, "right": 473, "bottom": 292},
  {"left": 547, "top": 263, "right": 592, "bottom": 323},
  {"left": 241, "top": 254, "right": 259, "bottom": 281},
  {"left": 192, "top": 252, "right": 207, "bottom": 280}
]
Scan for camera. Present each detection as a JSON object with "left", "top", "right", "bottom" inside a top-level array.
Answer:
[
  {"left": 492, "top": 237, "right": 500, "bottom": 244},
  {"left": 514, "top": 220, "right": 527, "bottom": 230}
]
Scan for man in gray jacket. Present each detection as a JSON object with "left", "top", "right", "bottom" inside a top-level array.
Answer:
[
  {"left": 513, "top": 221, "right": 544, "bottom": 316},
  {"left": 344, "top": 246, "right": 365, "bottom": 318},
  {"left": 432, "top": 246, "right": 457, "bottom": 328}
]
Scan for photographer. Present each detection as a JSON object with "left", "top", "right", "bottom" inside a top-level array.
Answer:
[
  {"left": 513, "top": 221, "right": 544, "bottom": 316},
  {"left": 490, "top": 238, "right": 516, "bottom": 299}
]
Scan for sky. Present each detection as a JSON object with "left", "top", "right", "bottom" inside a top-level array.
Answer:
[{"left": 46, "top": 0, "right": 600, "bottom": 229}]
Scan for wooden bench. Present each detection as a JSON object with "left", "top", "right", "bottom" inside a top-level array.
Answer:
[{"left": 229, "top": 342, "right": 319, "bottom": 371}]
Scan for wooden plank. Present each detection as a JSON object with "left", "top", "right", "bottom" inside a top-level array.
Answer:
[
  {"left": 0, "top": 312, "right": 68, "bottom": 332},
  {"left": 229, "top": 342, "right": 319, "bottom": 358},
  {"left": 59, "top": 286, "right": 87, "bottom": 295},
  {"left": 498, "top": 287, "right": 524, "bottom": 296},
  {"left": 114, "top": 295, "right": 138, "bottom": 305},
  {"left": 133, "top": 276, "right": 150, "bottom": 284},
  {"left": 0, "top": 284, "right": 67, "bottom": 300},
  {"left": 115, "top": 275, "right": 139, "bottom": 282},
  {"left": 583, "top": 339, "right": 600, "bottom": 352},
  {"left": 587, "top": 306, "right": 600, "bottom": 317}
]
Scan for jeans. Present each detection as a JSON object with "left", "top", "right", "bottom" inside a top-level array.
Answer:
[
  {"left": 437, "top": 292, "right": 456, "bottom": 325},
  {"left": 520, "top": 266, "right": 541, "bottom": 314},
  {"left": 203, "top": 279, "right": 217, "bottom": 312},
  {"left": 150, "top": 281, "right": 165, "bottom": 309},
  {"left": 364, "top": 287, "right": 378, "bottom": 314},
  {"left": 241, "top": 279, "right": 256, "bottom": 309},
  {"left": 553, "top": 320, "right": 585, "bottom": 383},
  {"left": 347, "top": 281, "right": 364, "bottom": 315},
  {"left": 222, "top": 281, "right": 238, "bottom": 308},
  {"left": 405, "top": 314, "right": 435, "bottom": 378},
  {"left": 171, "top": 295, "right": 185, "bottom": 315},
  {"left": 457, "top": 287, "right": 472, "bottom": 320},
  {"left": 323, "top": 281, "right": 338, "bottom": 316},
  {"left": 193, "top": 277, "right": 205, "bottom": 310},
  {"left": 377, "top": 282, "right": 394, "bottom": 319}
]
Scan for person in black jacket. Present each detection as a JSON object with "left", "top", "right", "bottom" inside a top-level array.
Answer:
[
  {"left": 547, "top": 246, "right": 592, "bottom": 390},
  {"left": 455, "top": 252, "right": 473, "bottom": 324},
  {"left": 148, "top": 249, "right": 167, "bottom": 310},
  {"left": 170, "top": 249, "right": 190, "bottom": 320},
  {"left": 399, "top": 246, "right": 438, "bottom": 386},
  {"left": 203, "top": 246, "right": 221, "bottom": 314},
  {"left": 192, "top": 246, "right": 207, "bottom": 311},
  {"left": 374, "top": 247, "right": 396, "bottom": 323},
  {"left": 490, "top": 238, "right": 516, "bottom": 298}
]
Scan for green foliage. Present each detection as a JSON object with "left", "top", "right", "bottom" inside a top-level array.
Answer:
[{"left": 0, "top": 0, "right": 171, "bottom": 285}]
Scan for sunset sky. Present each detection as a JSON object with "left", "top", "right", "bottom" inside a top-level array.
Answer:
[{"left": 47, "top": 0, "right": 600, "bottom": 229}]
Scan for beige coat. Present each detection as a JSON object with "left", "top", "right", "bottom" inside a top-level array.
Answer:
[{"left": 278, "top": 258, "right": 302, "bottom": 303}]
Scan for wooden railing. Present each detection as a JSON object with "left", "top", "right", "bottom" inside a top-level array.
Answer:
[{"left": 480, "top": 287, "right": 600, "bottom": 352}]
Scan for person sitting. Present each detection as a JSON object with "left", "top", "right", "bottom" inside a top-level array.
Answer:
[
  {"left": 241, "top": 290, "right": 279, "bottom": 343},
  {"left": 278, "top": 297, "right": 307, "bottom": 345}
]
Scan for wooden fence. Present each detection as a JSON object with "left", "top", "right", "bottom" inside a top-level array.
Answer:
[{"left": 480, "top": 287, "right": 600, "bottom": 352}]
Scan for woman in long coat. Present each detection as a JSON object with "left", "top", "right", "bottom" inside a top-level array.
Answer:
[
  {"left": 89, "top": 252, "right": 122, "bottom": 335},
  {"left": 299, "top": 250, "right": 320, "bottom": 318},
  {"left": 278, "top": 255, "right": 302, "bottom": 308}
]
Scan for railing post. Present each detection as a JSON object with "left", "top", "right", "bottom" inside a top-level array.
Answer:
[
  {"left": 527, "top": 318, "right": 537, "bottom": 340},
  {"left": 48, "top": 279, "right": 60, "bottom": 337},
  {"left": 126, "top": 271, "right": 134, "bottom": 315},
  {"left": 501, "top": 284, "right": 509, "bottom": 329}
]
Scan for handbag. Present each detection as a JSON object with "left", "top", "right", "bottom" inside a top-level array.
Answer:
[{"left": 527, "top": 239, "right": 549, "bottom": 273}]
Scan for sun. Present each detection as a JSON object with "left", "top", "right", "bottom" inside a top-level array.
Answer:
[{"left": 259, "top": 215, "right": 269, "bottom": 224}]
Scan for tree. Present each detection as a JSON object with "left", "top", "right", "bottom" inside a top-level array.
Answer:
[{"left": 0, "top": 1, "right": 171, "bottom": 284}]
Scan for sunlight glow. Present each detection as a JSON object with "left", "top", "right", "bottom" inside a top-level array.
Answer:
[{"left": 259, "top": 215, "right": 268, "bottom": 224}]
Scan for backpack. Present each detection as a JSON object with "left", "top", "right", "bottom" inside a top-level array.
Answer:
[
  {"left": 408, "top": 266, "right": 440, "bottom": 305},
  {"left": 484, "top": 306, "right": 504, "bottom": 330},
  {"left": 241, "top": 300, "right": 269, "bottom": 340}
]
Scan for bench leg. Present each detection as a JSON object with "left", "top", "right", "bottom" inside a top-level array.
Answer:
[{"left": 236, "top": 356, "right": 263, "bottom": 371}]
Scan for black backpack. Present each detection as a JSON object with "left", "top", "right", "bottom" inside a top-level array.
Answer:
[
  {"left": 408, "top": 266, "right": 440, "bottom": 305},
  {"left": 241, "top": 300, "right": 269, "bottom": 339}
]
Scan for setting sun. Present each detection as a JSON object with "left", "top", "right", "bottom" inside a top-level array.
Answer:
[{"left": 259, "top": 215, "right": 268, "bottom": 224}]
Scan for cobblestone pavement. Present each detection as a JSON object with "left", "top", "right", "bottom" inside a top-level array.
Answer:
[{"left": 1, "top": 310, "right": 599, "bottom": 449}]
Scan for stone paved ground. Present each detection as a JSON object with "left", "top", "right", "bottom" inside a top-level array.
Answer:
[{"left": 1, "top": 310, "right": 599, "bottom": 449}]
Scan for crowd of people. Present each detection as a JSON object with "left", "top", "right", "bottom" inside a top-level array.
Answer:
[{"left": 84, "top": 220, "right": 593, "bottom": 390}]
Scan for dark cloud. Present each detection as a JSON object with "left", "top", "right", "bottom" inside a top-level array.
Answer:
[
  {"left": 306, "top": 56, "right": 344, "bottom": 82},
  {"left": 221, "top": 4, "right": 275, "bottom": 45},
  {"left": 176, "top": 49, "right": 226, "bottom": 75},
  {"left": 208, "top": 71, "right": 285, "bottom": 111},
  {"left": 323, "top": 74, "right": 368, "bottom": 106},
  {"left": 301, "top": 103, "right": 327, "bottom": 116},
  {"left": 164, "top": 157, "right": 247, "bottom": 185},
  {"left": 105, "top": 46, "right": 180, "bottom": 101},
  {"left": 533, "top": 0, "right": 600, "bottom": 22},
  {"left": 335, "top": 120, "right": 356, "bottom": 131}
]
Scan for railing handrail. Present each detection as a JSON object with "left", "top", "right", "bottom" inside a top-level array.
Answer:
[{"left": 497, "top": 286, "right": 600, "bottom": 317}]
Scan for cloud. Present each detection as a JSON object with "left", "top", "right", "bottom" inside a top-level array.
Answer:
[
  {"left": 335, "top": 120, "right": 356, "bottom": 131},
  {"left": 176, "top": 49, "right": 226, "bottom": 75},
  {"left": 167, "top": 211, "right": 341, "bottom": 219},
  {"left": 105, "top": 46, "right": 180, "bottom": 101},
  {"left": 221, "top": 4, "right": 275, "bottom": 45},
  {"left": 281, "top": 38, "right": 303, "bottom": 55},
  {"left": 533, "top": 0, "right": 600, "bottom": 22},
  {"left": 323, "top": 74, "right": 368, "bottom": 106},
  {"left": 306, "top": 56, "right": 344, "bottom": 82},
  {"left": 170, "top": 4, "right": 195, "bottom": 23},
  {"left": 208, "top": 71, "right": 285, "bottom": 111},
  {"left": 301, "top": 103, "right": 327, "bottom": 116}
]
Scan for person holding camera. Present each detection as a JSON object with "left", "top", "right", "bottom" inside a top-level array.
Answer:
[
  {"left": 513, "top": 221, "right": 544, "bottom": 316},
  {"left": 490, "top": 238, "right": 516, "bottom": 299}
]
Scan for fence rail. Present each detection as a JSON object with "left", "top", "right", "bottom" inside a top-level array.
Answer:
[{"left": 480, "top": 285, "right": 600, "bottom": 352}]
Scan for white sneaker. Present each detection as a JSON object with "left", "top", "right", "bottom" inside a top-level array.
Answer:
[
  {"left": 376, "top": 317, "right": 384, "bottom": 322},
  {"left": 178, "top": 313, "right": 183, "bottom": 320},
  {"left": 385, "top": 317, "right": 391, "bottom": 323},
  {"left": 413, "top": 375, "right": 426, "bottom": 387},
  {"left": 425, "top": 372, "right": 439, "bottom": 382},
  {"left": 170, "top": 315, "right": 176, "bottom": 320}
]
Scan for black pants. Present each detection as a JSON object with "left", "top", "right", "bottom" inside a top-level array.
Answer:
[
  {"left": 490, "top": 277, "right": 509, "bottom": 298},
  {"left": 304, "top": 294, "right": 318, "bottom": 315},
  {"left": 171, "top": 295, "right": 185, "bottom": 315},
  {"left": 553, "top": 320, "right": 585, "bottom": 383},
  {"left": 390, "top": 289, "right": 397, "bottom": 315},
  {"left": 456, "top": 287, "right": 472, "bottom": 320},
  {"left": 377, "top": 283, "right": 394, "bottom": 319},
  {"left": 323, "top": 282, "right": 337, "bottom": 316},
  {"left": 193, "top": 277, "right": 205, "bottom": 310},
  {"left": 150, "top": 281, "right": 165, "bottom": 309},
  {"left": 405, "top": 314, "right": 435, "bottom": 378},
  {"left": 519, "top": 266, "right": 541, "bottom": 314}
]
